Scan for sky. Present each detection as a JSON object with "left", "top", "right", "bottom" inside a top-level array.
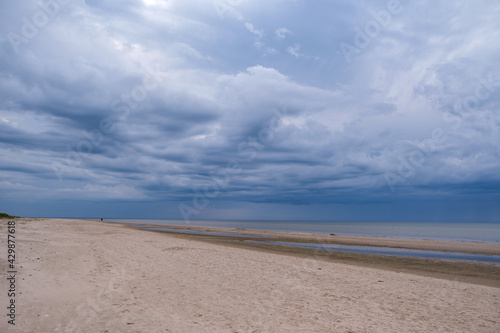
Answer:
[{"left": 0, "top": 0, "right": 499, "bottom": 222}]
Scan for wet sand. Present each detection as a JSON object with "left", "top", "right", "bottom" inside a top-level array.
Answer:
[
  {"left": 123, "top": 222, "right": 500, "bottom": 289},
  {"left": 2, "top": 218, "right": 499, "bottom": 332},
  {"left": 122, "top": 222, "right": 500, "bottom": 255}
]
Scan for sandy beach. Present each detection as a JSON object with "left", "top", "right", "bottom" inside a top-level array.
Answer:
[{"left": 2, "top": 218, "right": 500, "bottom": 332}]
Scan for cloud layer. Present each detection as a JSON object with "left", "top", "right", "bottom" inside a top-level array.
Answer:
[{"left": 1, "top": 0, "right": 499, "bottom": 221}]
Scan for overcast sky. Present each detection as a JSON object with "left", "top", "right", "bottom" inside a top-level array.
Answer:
[{"left": 1, "top": 0, "right": 499, "bottom": 222}]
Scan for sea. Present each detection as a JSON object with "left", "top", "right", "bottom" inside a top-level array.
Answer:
[{"left": 101, "top": 219, "right": 500, "bottom": 244}]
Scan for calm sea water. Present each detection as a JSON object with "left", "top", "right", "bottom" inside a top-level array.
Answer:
[{"left": 102, "top": 219, "right": 500, "bottom": 243}]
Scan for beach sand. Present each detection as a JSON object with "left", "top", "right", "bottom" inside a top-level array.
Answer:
[{"left": 1, "top": 218, "right": 499, "bottom": 332}]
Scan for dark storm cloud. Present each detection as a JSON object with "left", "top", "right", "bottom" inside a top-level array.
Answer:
[{"left": 0, "top": 0, "right": 499, "bottom": 221}]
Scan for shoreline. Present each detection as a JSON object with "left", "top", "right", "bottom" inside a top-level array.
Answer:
[
  {"left": 3, "top": 218, "right": 500, "bottom": 332},
  {"left": 100, "top": 219, "right": 500, "bottom": 244},
  {"left": 110, "top": 221, "right": 500, "bottom": 256},
  {"left": 117, "top": 222, "right": 500, "bottom": 289}
]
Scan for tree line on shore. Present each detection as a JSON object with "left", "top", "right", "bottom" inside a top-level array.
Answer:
[{"left": 0, "top": 212, "right": 19, "bottom": 219}]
